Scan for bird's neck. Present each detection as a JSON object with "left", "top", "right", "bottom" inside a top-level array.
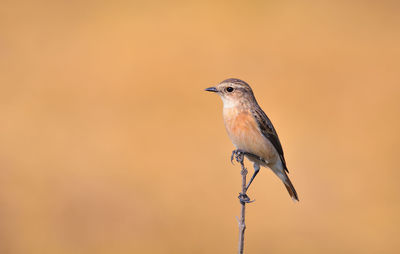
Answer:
[{"left": 223, "top": 102, "right": 249, "bottom": 120}]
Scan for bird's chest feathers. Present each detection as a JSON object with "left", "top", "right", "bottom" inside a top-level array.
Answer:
[{"left": 223, "top": 108, "right": 267, "bottom": 154}]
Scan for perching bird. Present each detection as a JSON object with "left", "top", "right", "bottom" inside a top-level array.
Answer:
[{"left": 205, "top": 78, "right": 299, "bottom": 201}]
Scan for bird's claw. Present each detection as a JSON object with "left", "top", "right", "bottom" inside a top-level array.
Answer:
[
  {"left": 238, "top": 193, "right": 255, "bottom": 203},
  {"left": 231, "top": 149, "right": 245, "bottom": 164}
]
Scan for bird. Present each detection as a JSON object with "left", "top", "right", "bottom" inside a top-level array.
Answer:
[{"left": 205, "top": 78, "right": 299, "bottom": 201}]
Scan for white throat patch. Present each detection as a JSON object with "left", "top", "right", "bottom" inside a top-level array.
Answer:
[{"left": 221, "top": 96, "right": 239, "bottom": 108}]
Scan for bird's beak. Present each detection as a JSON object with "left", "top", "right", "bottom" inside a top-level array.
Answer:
[{"left": 205, "top": 87, "right": 218, "bottom": 93}]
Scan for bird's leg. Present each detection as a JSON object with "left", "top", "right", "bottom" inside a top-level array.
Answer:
[{"left": 246, "top": 163, "right": 260, "bottom": 191}]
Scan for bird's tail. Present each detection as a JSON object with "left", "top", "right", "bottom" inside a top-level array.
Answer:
[
  {"left": 271, "top": 164, "right": 299, "bottom": 202},
  {"left": 282, "top": 174, "right": 299, "bottom": 202}
]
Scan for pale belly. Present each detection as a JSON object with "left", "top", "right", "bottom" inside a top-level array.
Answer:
[{"left": 223, "top": 108, "right": 278, "bottom": 164}]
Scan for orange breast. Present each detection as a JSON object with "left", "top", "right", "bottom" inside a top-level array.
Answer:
[{"left": 223, "top": 108, "right": 277, "bottom": 163}]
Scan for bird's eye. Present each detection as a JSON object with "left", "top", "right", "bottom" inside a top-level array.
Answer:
[{"left": 226, "top": 87, "right": 234, "bottom": 92}]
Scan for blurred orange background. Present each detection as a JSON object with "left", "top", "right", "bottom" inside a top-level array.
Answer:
[{"left": 1, "top": 1, "right": 400, "bottom": 253}]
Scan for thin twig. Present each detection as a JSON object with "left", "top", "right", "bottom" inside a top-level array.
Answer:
[
  {"left": 233, "top": 151, "right": 253, "bottom": 254},
  {"left": 238, "top": 158, "right": 247, "bottom": 254}
]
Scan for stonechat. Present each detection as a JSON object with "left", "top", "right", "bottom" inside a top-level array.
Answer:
[{"left": 205, "top": 78, "right": 299, "bottom": 201}]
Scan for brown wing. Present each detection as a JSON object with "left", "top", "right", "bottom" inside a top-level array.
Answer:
[{"left": 251, "top": 106, "right": 289, "bottom": 172}]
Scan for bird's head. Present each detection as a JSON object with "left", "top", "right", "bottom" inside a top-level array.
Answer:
[{"left": 205, "top": 78, "right": 255, "bottom": 108}]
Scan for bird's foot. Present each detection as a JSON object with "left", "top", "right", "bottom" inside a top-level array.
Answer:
[
  {"left": 238, "top": 193, "right": 255, "bottom": 203},
  {"left": 231, "top": 149, "right": 245, "bottom": 164},
  {"left": 231, "top": 149, "right": 267, "bottom": 165}
]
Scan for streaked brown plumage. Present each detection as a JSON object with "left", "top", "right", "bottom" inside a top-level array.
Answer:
[{"left": 205, "top": 78, "right": 299, "bottom": 201}]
